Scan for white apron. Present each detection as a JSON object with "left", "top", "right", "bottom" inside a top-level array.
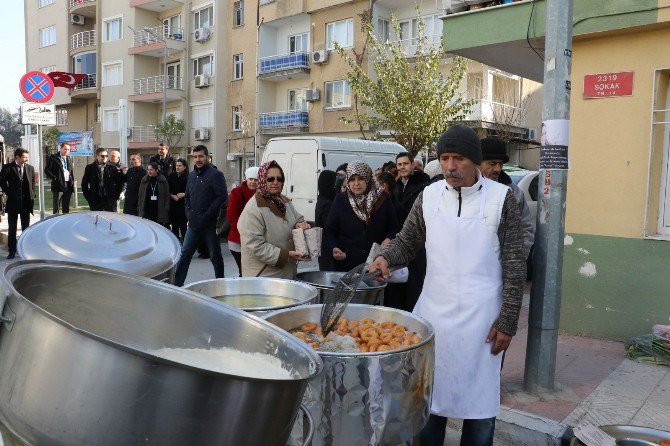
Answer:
[{"left": 413, "top": 182, "right": 503, "bottom": 419}]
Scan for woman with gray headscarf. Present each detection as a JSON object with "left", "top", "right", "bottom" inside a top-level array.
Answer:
[{"left": 324, "top": 161, "right": 400, "bottom": 272}]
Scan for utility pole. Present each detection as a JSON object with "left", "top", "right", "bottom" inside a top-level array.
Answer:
[{"left": 524, "top": 0, "right": 573, "bottom": 392}]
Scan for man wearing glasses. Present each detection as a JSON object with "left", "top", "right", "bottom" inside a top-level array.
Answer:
[
  {"left": 81, "top": 148, "right": 123, "bottom": 212},
  {"left": 173, "top": 145, "right": 228, "bottom": 286}
]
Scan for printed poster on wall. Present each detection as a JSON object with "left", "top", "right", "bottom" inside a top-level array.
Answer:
[
  {"left": 57, "top": 131, "right": 94, "bottom": 156},
  {"left": 540, "top": 119, "right": 570, "bottom": 170}
]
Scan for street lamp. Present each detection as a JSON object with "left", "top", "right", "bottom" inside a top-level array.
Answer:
[{"left": 144, "top": 26, "right": 168, "bottom": 123}]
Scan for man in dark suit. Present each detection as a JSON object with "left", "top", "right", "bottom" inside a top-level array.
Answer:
[
  {"left": 45, "top": 142, "right": 75, "bottom": 214},
  {"left": 123, "top": 153, "right": 146, "bottom": 215},
  {"left": 149, "top": 142, "right": 176, "bottom": 177},
  {"left": 0, "top": 148, "right": 36, "bottom": 259},
  {"left": 81, "top": 148, "right": 123, "bottom": 211}
]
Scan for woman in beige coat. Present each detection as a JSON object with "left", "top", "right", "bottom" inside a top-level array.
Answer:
[{"left": 238, "top": 160, "right": 311, "bottom": 278}]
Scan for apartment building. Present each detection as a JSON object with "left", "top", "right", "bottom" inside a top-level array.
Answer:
[{"left": 25, "top": 0, "right": 540, "bottom": 187}]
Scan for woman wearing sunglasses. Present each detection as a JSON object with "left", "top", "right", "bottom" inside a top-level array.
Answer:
[{"left": 238, "top": 160, "right": 311, "bottom": 279}]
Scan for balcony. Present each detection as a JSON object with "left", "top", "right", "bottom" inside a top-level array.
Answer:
[
  {"left": 129, "top": 25, "right": 185, "bottom": 58},
  {"left": 69, "top": 0, "right": 96, "bottom": 16},
  {"left": 129, "top": 75, "right": 184, "bottom": 102},
  {"left": 461, "top": 99, "right": 527, "bottom": 134},
  {"left": 128, "top": 125, "right": 161, "bottom": 149},
  {"left": 130, "top": 0, "right": 183, "bottom": 11},
  {"left": 393, "top": 34, "right": 442, "bottom": 58},
  {"left": 259, "top": 52, "right": 310, "bottom": 81},
  {"left": 259, "top": 110, "right": 308, "bottom": 134},
  {"left": 69, "top": 74, "right": 97, "bottom": 99},
  {"left": 70, "top": 30, "right": 96, "bottom": 53}
]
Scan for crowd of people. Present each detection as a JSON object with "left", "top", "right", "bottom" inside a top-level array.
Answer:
[{"left": 0, "top": 125, "right": 532, "bottom": 446}]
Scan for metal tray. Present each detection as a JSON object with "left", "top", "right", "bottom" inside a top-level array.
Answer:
[{"left": 571, "top": 425, "right": 670, "bottom": 446}]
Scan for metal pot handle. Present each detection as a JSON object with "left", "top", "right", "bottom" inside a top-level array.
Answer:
[
  {"left": 93, "top": 214, "right": 114, "bottom": 232},
  {"left": 298, "top": 403, "right": 314, "bottom": 446}
]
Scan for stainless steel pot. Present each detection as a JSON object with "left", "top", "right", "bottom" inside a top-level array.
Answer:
[
  {"left": 296, "top": 271, "right": 387, "bottom": 304},
  {"left": 570, "top": 425, "right": 670, "bottom": 446},
  {"left": 0, "top": 260, "right": 322, "bottom": 446},
  {"left": 264, "top": 304, "right": 435, "bottom": 446},
  {"left": 17, "top": 212, "right": 181, "bottom": 283},
  {"left": 185, "top": 278, "right": 318, "bottom": 315}
]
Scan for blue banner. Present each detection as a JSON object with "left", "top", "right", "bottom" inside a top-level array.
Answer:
[{"left": 57, "top": 131, "right": 94, "bottom": 156}]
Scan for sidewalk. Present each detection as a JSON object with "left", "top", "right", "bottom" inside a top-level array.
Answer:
[{"left": 1, "top": 213, "right": 669, "bottom": 445}]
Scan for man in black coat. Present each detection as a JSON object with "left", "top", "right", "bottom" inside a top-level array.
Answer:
[
  {"left": 149, "top": 142, "right": 176, "bottom": 177},
  {"left": 0, "top": 148, "right": 36, "bottom": 259},
  {"left": 81, "top": 148, "right": 123, "bottom": 211},
  {"left": 123, "top": 153, "right": 146, "bottom": 216},
  {"left": 44, "top": 142, "right": 74, "bottom": 214}
]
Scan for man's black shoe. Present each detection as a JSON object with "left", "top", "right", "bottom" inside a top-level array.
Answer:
[{"left": 7, "top": 252, "right": 15, "bottom": 260}]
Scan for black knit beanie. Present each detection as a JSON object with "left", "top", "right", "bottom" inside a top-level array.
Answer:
[
  {"left": 436, "top": 125, "right": 482, "bottom": 164},
  {"left": 480, "top": 137, "right": 509, "bottom": 163}
]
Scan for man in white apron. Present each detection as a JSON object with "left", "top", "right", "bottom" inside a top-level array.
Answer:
[{"left": 370, "top": 125, "right": 526, "bottom": 446}]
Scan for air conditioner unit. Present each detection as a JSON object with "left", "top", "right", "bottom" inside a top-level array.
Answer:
[
  {"left": 194, "top": 128, "right": 210, "bottom": 141},
  {"left": 194, "top": 27, "right": 212, "bottom": 42},
  {"left": 70, "top": 14, "right": 85, "bottom": 25},
  {"left": 306, "top": 88, "right": 320, "bottom": 102},
  {"left": 311, "top": 50, "right": 329, "bottom": 65},
  {"left": 528, "top": 128, "right": 538, "bottom": 141},
  {"left": 194, "top": 74, "right": 210, "bottom": 88}
]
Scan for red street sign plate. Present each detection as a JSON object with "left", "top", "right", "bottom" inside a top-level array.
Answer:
[
  {"left": 19, "top": 71, "right": 55, "bottom": 103},
  {"left": 583, "top": 71, "right": 634, "bottom": 99}
]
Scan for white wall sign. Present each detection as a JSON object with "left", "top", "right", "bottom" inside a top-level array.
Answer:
[{"left": 21, "top": 103, "right": 56, "bottom": 126}]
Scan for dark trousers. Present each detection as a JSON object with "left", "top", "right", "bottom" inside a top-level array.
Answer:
[
  {"left": 419, "top": 414, "right": 496, "bottom": 446},
  {"left": 174, "top": 226, "right": 225, "bottom": 286},
  {"left": 52, "top": 189, "right": 73, "bottom": 214},
  {"left": 230, "top": 249, "right": 242, "bottom": 277},
  {"left": 7, "top": 212, "right": 30, "bottom": 254},
  {"left": 170, "top": 215, "right": 188, "bottom": 242}
]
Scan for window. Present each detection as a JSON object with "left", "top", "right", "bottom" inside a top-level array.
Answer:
[
  {"left": 55, "top": 109, "right": 68, "bottom": 126},
  {"left": 191, "top": 102, "right": 213, "bottom": 128},
  {"left": 39, "top": 26, "right": 56, "bottom": 48},
  {"left": 423, "top": 14, "right": 443, "bottom": 44},
  {"left": 324, "top": 80, "right": 351, "bottom": 109},
  {"left": 326, "top": 18, "right": 353, "bottom": 50},
  {"left": 467, "top": 73, "right": 483, "bottom": 101},
  {"left": 194, "top": 5, "right": 214, "bottom": 29},
  {"left": 38, "top": 0, "right": 53, "bottom": 8},
  {"left": 289, "top": 33, "right": 309, "bottom": 54},
  {"left": 492, "top": 73, "right": 520, "bottom": 106},
  {"left": 40, "top": 65, "right": 56, "bottom": 74},
  {"left": 233, "top": 1, "right": 244, "bottom": 27},
  {"left": 103, "top": 108, "right": 119, "bottom": 132},
  {"left": 165, "top": 62, "right": 181, "bottom": 89},
  {"left": 377, "top": 18, "right": 390, "bottom": 43},
  {"left": 162, "top": 15, "right": 182, "bottom": 39},
  {"left": 288, "top": 89, "right": 307, "bottom": 111},
  {"left": 102, "top": 61, "right": 123, "bottom": 86},
  {"left": 103, "top": 17, "right": 123, "bottom": 42},
  {"left": 233, "top": 53, "right": 243, "bottom": 80},
  {"left": 232, "top": 106, "right": 242, "bottom": 131},
  {"left": 192, "top": 54, "right": 214, "bottom": 77},
  {"left": 398, "top": 19, "right": 418, "bottom": 46}
]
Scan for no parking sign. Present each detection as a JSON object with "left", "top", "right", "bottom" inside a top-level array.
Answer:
[{"left": 19, "top": 71, "right": 55, "bottom": 103}]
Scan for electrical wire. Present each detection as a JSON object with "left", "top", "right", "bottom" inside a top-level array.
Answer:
[{"left": 527, "top": 0, "right": 544, "bottom": 62}]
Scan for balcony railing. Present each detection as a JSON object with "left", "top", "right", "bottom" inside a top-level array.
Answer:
[
  {"left": 259, "top": 0, "right": 275, "bottom": 4},
  {"left": 132, "top": 75, "right": 183, "bottom": 95},
  {"left": 259, "top": 52, "right": 309, "bottom": 75},
  {"left": 70, "top": 30, "right": 96, "bottom": 51},
  {"left": 259, "top": 110, "right": 308, "bottom": 130},
  {"left": 466, "top": 99, "right": 526, "bottom": 127},
  {"left": 394, "top": 34, "right": 443, "bottom": 56},
  {"left": 70, "top": 0, "right": 95, "bottom": 8},
  {"left": 129, "top": 125, "right": 158, "bottom": 142},
  {"left": 73, "top": 74, "right": 97, "bottom": 90},
  {"left": 132, "top": 25, "right": 185, "bottom": 47}
]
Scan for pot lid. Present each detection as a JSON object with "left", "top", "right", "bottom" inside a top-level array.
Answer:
[{"left": 18, "top": 212, "right": 181, "bottom": 278}]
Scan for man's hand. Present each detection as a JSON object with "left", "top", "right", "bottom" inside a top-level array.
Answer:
[
  {"left": 332, "top": 248, "right": 346, "bottom": 261},
  {"left": 295, "top": 222, "right": 311, "bottom": 230},
  {"left": 381, "top": 238, "right": 392, "bottom": 248},
  {"left": 368, "top": 256, "right": 390, "bottom": 279},
  {"left": 289, "top": 251, "right": 310, "bottom": 261},
  {"left": 486, "top": 326, "right": 512, "bottom": 355}
]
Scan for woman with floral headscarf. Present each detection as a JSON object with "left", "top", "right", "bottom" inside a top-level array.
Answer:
[
  {"left": 238, "top": 160, "right": 311, "bottom": 278},
  {"left": 324, "top": 161, "right": 400, "bottom": 272}
]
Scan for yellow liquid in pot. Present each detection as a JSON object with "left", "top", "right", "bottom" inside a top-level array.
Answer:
[{"left": 212, "top": 294, "right": 299, "bottom": 309}]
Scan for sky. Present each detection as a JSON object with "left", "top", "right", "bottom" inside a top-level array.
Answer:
[{"left": 0, "top": 2, "right": 26, "bottom": 112}]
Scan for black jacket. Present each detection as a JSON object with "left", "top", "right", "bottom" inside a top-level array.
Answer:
[
  {"left": 44, "top": 153, "right": 74, "bottom": 192},
  {"left": 184, "top": 163, "right": 228, "bottom": 229},
  {"left": 137, "top": 174, "right": 170, "bottom": 224},
  {"left": 395, "top": 170, "right": 431, "bottom": 224},
  {"left": 0, "top": 162, "right": 35, "bottom": 214},
  {"left": 167, "top": 171, "right": 188, "bottom": 218},
  {"left": 123, "top": 166, "right": 146, "bottom": 214},
  {"left": 150, "top": 154, "right": 176, "bottom": 177},
  {"left": 324, "top": 191, "right": 399, "bottom": 272},
  {"left": 315, "top": 170, "right": 337, "bottom": 228},
  {"left": 81, "top": 161, "right": 124, "bottom": 205}
]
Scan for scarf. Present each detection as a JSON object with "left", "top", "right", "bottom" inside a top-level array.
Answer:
[
  {"left": 257, "top": 160, "right": 287, "bottom": 215},
  {"left": 346, "top": 161, "right": 380, "bottom": 225}
]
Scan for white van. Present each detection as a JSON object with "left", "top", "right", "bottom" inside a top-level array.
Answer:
[{"left": 261, "top": 136, "right": 406, "bottom": 221}]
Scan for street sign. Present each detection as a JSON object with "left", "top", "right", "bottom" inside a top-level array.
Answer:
[
  {"left": 19, "top": 71, "right": 55, "bottom": 103},
  {"left": 583, "top": 71, "right": 634, "bottom": 98},
  {"left": 21, "top": 103, "right": 56, "bottom": 126}
]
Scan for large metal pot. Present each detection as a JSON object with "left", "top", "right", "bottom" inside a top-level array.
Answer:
[
  {"left": 185, "top": 278, "right": 318, "bottom": 315},
  {"left": 264, "top": 304, "right": 434, "bottom": 446},
  {"left": 296, "top": 271, "right": 387, "bottom": 304},
  {"left": 17, "top": 212, "right": 180, "bottom": 283},
  {"left": 0, "top": 260, "right": 322, "bottom": 446}
]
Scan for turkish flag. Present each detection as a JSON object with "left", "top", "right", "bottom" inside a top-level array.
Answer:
[{"left": 48, "top": 71, "right": 87, "bottom": 88}]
